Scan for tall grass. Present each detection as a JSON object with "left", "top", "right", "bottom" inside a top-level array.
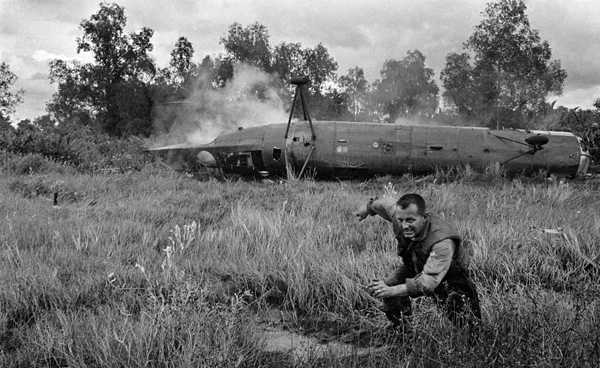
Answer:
[{"left": 1, "top": 169, "right": 599, "bottom": 367}]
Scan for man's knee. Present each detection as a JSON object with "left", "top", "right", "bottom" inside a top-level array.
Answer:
[
  {"left": 444, "top": 288, "right": 481, "bottom": 326},
  {"left": 435, "top": 278, "right": 481, "bottom": 324},
  {"left": 381, "top": 296, "right": 412, "bottom": 326},
  {"left": 382, "top": 296, "right": 412, "bottom": 316},
  {"left": 382, "top": 295, "right": 411, "bottom": 310}
]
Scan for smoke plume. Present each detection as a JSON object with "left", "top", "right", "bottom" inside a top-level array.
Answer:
[{"left": 152, "top": 64, "right": 287, "bottom": 147}]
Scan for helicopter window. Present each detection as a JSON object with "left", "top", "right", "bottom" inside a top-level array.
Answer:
[
  {"left": 273, "top": 147, "right": 281, "bottom": 161},
  {"left": 292, "top": 137, "right": 299, "bottom": 142},
  {"left": 237, "top": 154, "right": 251, "bottom": 167},
  {"left": 224, "top": 153, "right": 252, "bottom": 168}
]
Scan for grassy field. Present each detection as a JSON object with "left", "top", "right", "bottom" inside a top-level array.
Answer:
[{"left": 1, "top": 165, "right": 600, "bottom": 367}]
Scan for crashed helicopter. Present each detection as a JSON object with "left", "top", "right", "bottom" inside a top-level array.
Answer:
[{"left": 148, "top": 78, "right": 591, "bottom": 179}]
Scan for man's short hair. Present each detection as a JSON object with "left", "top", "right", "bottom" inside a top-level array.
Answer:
[{"left": 396, "top": 193, "right": 426, "bottom": 215}]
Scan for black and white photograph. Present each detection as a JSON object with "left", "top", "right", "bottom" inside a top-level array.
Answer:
[{"left": 1, "top": 0, "right": 599, "bottom": 366}]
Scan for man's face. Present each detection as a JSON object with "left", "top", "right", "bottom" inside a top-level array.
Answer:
[{"left": 393, "top": 203, "right": 426, "bottom": 240}]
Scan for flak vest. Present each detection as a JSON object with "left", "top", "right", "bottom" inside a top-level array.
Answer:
[{"left": 395, "top": 215, "right": 471, "bottom": 282}]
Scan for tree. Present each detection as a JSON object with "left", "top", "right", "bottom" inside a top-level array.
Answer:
[
  {"left": 441, "top": 0, "right": 567, "bottom": 128},
  {"left": 339, "top": 66, "right": 369, "bottom": 120},
  {"left": 219, "top": 22, "right": 339, "bottom": 96},
  {"left": 157, "top": 36, "right": 197, "bottom": 88},
  {"left": 271, "top": 42, "right": 338, "bottom": 95},
  {"left": 309, "top": 87, "right": 352, "bottom": 121},
  {"left": 170, "top": 37, "right": 195, "bottom": 77},
  {"left": 76, "top": 3, "right": 155, "bottom": 81},
  {"left": 271, "top": 42, "right": 304, "bottom": 85},
  {"left": 303, "top": 44, "right": 338, "bottom": 95},
  {"left": 48, "top": 3, "right": 156, "bottom": 136},
  {"left": 220, "top": 22, "right": 272, "bottom": 71},
  {"left": 153, "top": 36, "right": 200, "bottom": 110},
  {"left": 48, "top": 60, "right": 96, "bottom": 122},
  {"left": 212, "top": 56, "right": 235, "bottom": 87},
  {"left": 270, "top": 41, "right": 340, "bottom": 119},
  {"left": 0, "top": 62, "right": 23, "bottom": 150},
  {"left": 218, "top": 23, "right": 340, "bottom": 118},
  {"left": 0, "top": 62, "right": 23, "bottom": 123},
  {"left": 440, "top": 53, "right": 476, "bottom": 117},
  {"left": 372, "top": 50, "right": 438, "bottom": 122}
]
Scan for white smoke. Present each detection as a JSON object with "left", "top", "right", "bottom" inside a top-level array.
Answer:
[
  {"left": 394, "top": 114, "right": 445, "bottom": 126},
  {"left": 153, "top": 63, "right": 287, "bottom": 146}
]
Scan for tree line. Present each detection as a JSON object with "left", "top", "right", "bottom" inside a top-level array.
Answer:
[{"left": 0, "top": 0, "right": 599, "bottom": 171}]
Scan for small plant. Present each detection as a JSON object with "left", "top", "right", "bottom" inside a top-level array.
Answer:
[
  {"left": 383, "top": 181, "right": 398, "bottom": 197},
  {"left": 168, "top": 221, "right": 198, "bottom": 251}
]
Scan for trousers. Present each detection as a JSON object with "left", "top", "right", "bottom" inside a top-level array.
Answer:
[{"left": 382, "top": 267, "right": 481, "bottom": 327}]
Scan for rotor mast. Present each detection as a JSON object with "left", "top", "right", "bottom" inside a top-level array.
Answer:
[
  {"left": 284, "top": 77, "right": 316, "bottom": 178},
  {"left": 285, "top": 76, "right": 316, "bottom": 141}
]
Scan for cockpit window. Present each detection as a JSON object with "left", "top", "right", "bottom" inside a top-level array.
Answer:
[
  {"left": 237, "top": 155, "right": 249, "bottom": 167},
  {"left": 224, "top": 152, "right": 253, "bottom": 168}
]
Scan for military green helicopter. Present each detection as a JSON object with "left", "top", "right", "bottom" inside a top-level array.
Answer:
[{"left": 148, "top": 77, "right": 590, "bottom": 179}]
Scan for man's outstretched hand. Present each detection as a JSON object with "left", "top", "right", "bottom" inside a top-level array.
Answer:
[
  {"left": 354, "top": 204, "right": 369, "bottom": 221},
  {"left": 368, "top": 280, "right": 396, "bottom": 298}
]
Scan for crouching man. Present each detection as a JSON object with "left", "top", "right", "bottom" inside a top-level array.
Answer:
[{"left": 356, "top": 193, "right": 481, "bottom": 328}]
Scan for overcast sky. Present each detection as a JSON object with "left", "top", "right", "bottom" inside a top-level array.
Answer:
[{"left": 2, "top": 0, "right": 600, "bottom": 121}]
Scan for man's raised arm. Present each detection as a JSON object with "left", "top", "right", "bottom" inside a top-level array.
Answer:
[{"left": 355, "top": 196, "right": 397, "bottom": 222}]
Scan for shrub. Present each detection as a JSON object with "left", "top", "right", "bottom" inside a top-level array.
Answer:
[
  {"left": 0, "top": 119, "right": 155, "bottom": 175},
  {"left": 2, "top": 153, "right": 70, "bottom": 175}
]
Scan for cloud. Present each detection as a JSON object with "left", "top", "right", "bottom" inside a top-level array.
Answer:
[
  {"left": 527, "top": 1, "right": 600, "bottom": 90},
  {"left": 553, "top": 85, "right": 600, "bottom": 110},
  {"left": 29, "top": 72, "right": 47, "bottom": 80},
  {"left": 32, "top": 49, "right": 93, "bottom": 63},
  {"left": 4, "top": 0, "right": 600, "bottom": 120},
  {"left": 1, "top": 0, "right": 93, "bottom": 24},
  {"left": 32, "top": 50, "right": 70, "bottom": 62},
  {"left": 12, "top": 78, "right": 55, "bottom": 121}
]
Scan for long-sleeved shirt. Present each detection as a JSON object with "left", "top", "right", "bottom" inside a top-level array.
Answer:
[{"left": 367, "top": 196, "right": 455, "bottom": 296}]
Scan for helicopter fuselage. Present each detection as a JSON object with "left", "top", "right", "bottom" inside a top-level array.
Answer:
[{"left": 185, "top": 120, "right": 586, "bottom": 178}]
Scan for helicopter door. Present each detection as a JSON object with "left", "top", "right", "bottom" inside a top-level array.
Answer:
[{"left": 286, "top": 123, "right": 315, "bottom": 173}]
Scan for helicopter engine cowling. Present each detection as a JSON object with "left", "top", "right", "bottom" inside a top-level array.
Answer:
[{"left": 197, "top": 151, "right": 217, "bottom": 168}]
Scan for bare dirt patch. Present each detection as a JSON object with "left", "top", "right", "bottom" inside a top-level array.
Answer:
[
  {"left": 253, "top": 308, "right": 401, "bottom": 363},
  {"left": 258, "top": 324, "right": 391, "bottom": 362}
]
